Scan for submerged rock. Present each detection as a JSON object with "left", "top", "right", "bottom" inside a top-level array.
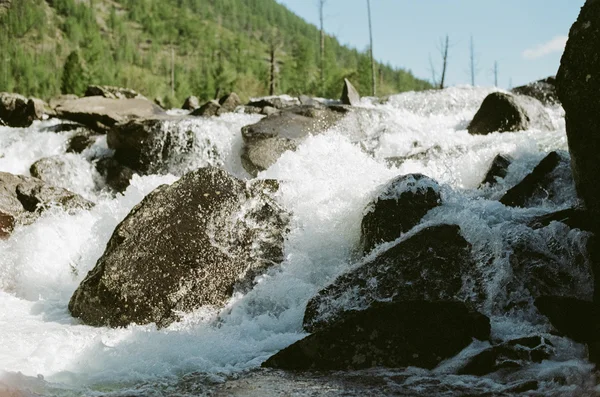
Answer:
[
  {"left": 0, "top": 171, "right": 92, "bottom": 236},
  {"left": 0, "top": 92, "right": 46, "bottom": 128},
  {"left": 556, "top": 1, "right": 600, "bottom": 221},
  {"left": 360, "top": 173, "right": 441, "bottom": 252},
  {"left": 500, "top": 151, "right": 572, "bottom": 208},
  {"left": 69, "top": 166, "right": 288, "bottom": 328},
  {"left": 55, "top": 96, "right": 165, "bottom": 133},
  {"left": 304, "top": 224, "right": 480, "bottom": 332},
  {"left": 241, "top": 105, "right": 348, "bottom": 175},
  {"left": 341, "top": 78, "right": 360, "bottom": 106},
  {"left": 468, "top": 92, "right": 553, "bottom": 135},
  {"left": 480, "top": 154, "right": 513, "bottom": 187},
  {"left": 264, "top": 301, "right": 490, "bottom": 371},
  {"left": 511, "top": 76, "right": 559, "bottom": 105}
]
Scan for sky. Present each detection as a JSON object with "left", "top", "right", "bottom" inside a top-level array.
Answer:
[{"left": 276, "top": 0, "right": 582, "bottom": 89}]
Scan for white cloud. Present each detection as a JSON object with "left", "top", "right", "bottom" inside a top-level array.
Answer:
[{"left": 522, "top": 36, "right": 568, "bottom": 60}]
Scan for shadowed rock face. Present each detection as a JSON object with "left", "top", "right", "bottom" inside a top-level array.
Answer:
[
  {"left": 303, "top": 224, "right": 480, "bottom": 333},
  {"left": 511, "top": 76, "right": 559, "bottom": 105},
  {"left": 480, "top": 154, "right": 513, "bottom": 187},
  {"left": 69, "top": 167, "right": 289, "bottom": 328},
  {"left": 341, "top": 78, "right": 360, "bottom": 106},
  {"left": 468, "top": 92, "right": 553, "bottom": 135},
  {"left": 264, "top": 301, "right": 490, "bottom": 371},
  {"left": 0, "top": 92, "right": 45, "bottom": 128},
  {"left": 84, "top": 85, "right": 145, "bottom": 100},
  {"left": 556, "top": 1, "right": 600, "bottom": 219}
]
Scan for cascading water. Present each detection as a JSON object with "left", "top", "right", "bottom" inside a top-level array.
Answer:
[{"left": 0, "top": 86, "right": 597, "bottom": 396}]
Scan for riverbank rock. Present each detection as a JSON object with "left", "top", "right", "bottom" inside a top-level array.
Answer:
[
  {"left": 241, "top": 105, "right": 348, "bottom": 175},
  {"left": 360, "top": 174, "right": 441, "bottom": 252},
  {"left": 0, "top": 171, "right": 92, "bottom": 237},
  {"left": 500, "top": 151, "right": 572, "bottom": 208},
  {"left": 219, "top": 92, "right": 242, "bottom": 112},
  {"left": 0, "top": 92, "right": 46, "bottom": 128},
  {"left": 341, "top": 78, "right": 360, "bottom": 106},
  {"left": 468, "top": 92, "right": 553, "bottom": 135},
  {"left": 511, "top": 77, "right": 559, "bottom": 105},
  {"left": 264, "top": 301, "right": 490, "bottom": 370},
  {"left": 182, "top": 96, "right": 200, "bottom": 110},
  {"left": 556, "top": 1, "right": 600, "bottom": 220},
  {"left": 84, "top": 85, "right": 144, "bottom": 100},
  {"left": 191, "top": 100, "right": 221, "bottom": 117},
  {"left": 480, "top": 154, "right": 513, "bottom": 187},
  {"left": 304, "top": 224, "right": 479, "bottom": 332},
  {"left": 107, "top": 116, "right": 195, "bottom": 174},
  {"left": 69, "top": 166, "right": 289, "bottom": 328},
  {"left": 54, "top": 96, "right": 166, "bottom": 133}
]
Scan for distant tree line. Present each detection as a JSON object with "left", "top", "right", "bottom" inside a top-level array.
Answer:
[{"left": 0, "top": 0, "right": 432, "bottom": 105}]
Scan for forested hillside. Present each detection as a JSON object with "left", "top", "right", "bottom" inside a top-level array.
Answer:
[{"left": 0, "top": 0, "right": 431, "bottom": 105}]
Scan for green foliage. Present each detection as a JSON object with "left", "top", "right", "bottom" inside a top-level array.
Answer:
[{"left": 0, "top": 0, "right": 432, "bottom": 103}]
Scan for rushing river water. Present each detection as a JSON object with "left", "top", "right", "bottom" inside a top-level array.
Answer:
[{"left": 0, "top": 87, "right": 597, "bottom": 396}]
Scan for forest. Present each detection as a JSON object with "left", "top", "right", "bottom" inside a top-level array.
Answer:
[{"left": 0, "top": 0, "right": 432, "bottom": 106}]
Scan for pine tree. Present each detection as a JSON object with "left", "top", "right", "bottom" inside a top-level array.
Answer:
[{"left": 61, "top": 50, "right": 88, "bottom": 95}]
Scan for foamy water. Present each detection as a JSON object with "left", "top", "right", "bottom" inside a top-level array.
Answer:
[{"left": 0, "top": 87, "right": 597, "bottom": 396}]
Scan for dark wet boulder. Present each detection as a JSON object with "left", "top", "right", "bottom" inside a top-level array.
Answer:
[
  {"left": 480, "top": 154, "right": 513, "bottom": 187},
  {"left": 468, "top": 92, "right": 553, "bottom": 135},
  {"left": 241, "top": 105, "right": 348, "bottom": 175},
  {"left": 556, "top": 1, "right": 600, "bottom": 220},
  {"left": 0, "top": 92, "right": 45, "bottom": 128},
  {"left": 182, "top": 96, "right": 200, "bottom": 110},
  {"left": 84, "top": 85, "right": 144, "bottom": 99},
  {"left": 191, "top": 100, "right": 221, "bottom": 117},
  {"left": 511, "top": 76, "right": 559, "bottom": 105},
  {"left": 528, "top": 207, "right": 594, "bottom": 231},
  {"left": 107, "top": 116, "right": 195, "bottom": 174},
  {"left": 69, "top": 166, "right": 289, "bottom": 328},
  {"left": 218, "top": 92, "right": 242, "bottom": 112},
  {"left": 360, "top": 174, "right": 441, "bottom": 252},
  {"left": 458, "top": 336, "right": 554, "bottom": 376},
  {"left": 341, "top": 78, "right": 360, "bottom": 106},
  {"left": 264, "top": 301, "right": 490, "bottom": 371},
  {"left": 0, "top": 210, "right": 14, "bottom": 239},
  {"left": 0, "top": 171, "right": 92, "bottom": 237},
  {"left": 304, "top": 224, "right": 480, "bottom": 332},
  {"left": 54, "top": 96, "right": 166, "bottom": 133},
  {"left": 66, "top": 131, "right": 97, "bottom": 154},
  {"left": 95, "top": 158, "right": 135, "bottom": 193},
  {"left": 500, "top": 151, "right": 573, "bottom": 208}
]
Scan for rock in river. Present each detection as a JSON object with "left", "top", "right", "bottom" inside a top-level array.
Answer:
[{"left": 69, "top": 166, "right": 289, "bottom": 327}]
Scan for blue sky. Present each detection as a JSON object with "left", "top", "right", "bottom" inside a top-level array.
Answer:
[{"left": 277, "top": 0, "right": 582, "bottom": 89}]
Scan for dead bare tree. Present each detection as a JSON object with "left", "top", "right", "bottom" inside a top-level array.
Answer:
[
  {"left": 469, "top": 35, "right": 479, "bottom": 86},
  {"left": 367, "top": 0, "right": 376, "bottom": 96},
  {"left": 428, "top": 54, "right": 438, "bottom": 87},
  {"left": 319, "top": 0, "right": 326, "bottom": 96},
  {"left": 439, "top": 35, "right": 449, "bottom": 89},
  {"left": 494, "top": 61, "right": 499, "bottom": 87}
]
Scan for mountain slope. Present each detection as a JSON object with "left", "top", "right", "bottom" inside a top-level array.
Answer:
[{"left": 0, "top": 0, "right": 432, "bottom": 105}]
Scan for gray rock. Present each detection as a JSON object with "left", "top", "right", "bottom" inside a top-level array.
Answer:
[
  {"left": 0, "top": 92, "right": 45, "bottom": 128},
  {"left": 303, "top": 224, "right": 480, "bottom": 333},
  {"left": 54, "top": 96, "right": 166, "bottom": 133},
  {"left": 241, "top": 105, "right": 348, "bottom": 175},
  {"left": 68, "top": 166, "right": 289, "bottom": 327},
  {"left": 95, "top": 157, "right": 135, "bottom": 193},
  {"left": 341, "top": 78, "right": 360, "bottom": 106},
  {"left": 84, "top": 85, "right": 145, "bottom": 100},
  {"left": 480, "top": 154, "right": 513, "bottom": 187},
  {"left": 247, "top": 97, "right": 299, "bottom": 110},
  {"left": 191, "top": 100, "right": 221, "bottom": 117},
  {"left": 511, "top": 76, "right": 559, "bottom": 105},
  {"left": 468, "top": 92, "right": 553, "bottom": 135},
  {"left": 264, "top": 301, "right": 490, "bottom": 371},
  {"left": 360, "top": 174, "right": 441, "bottom": 252},
  {"left": 0, "top": 171, "right": 93, "bottom": 237},
  {"left": 218, "top": 92, "right": 242, "bottom": 112},
  {"left": 182, "top": 96, "right": 200, "bottom": 110},
  {"left": 260, "top": 106, "right": 278, "bottom": 116},
  {"left": 556, "top": 1, "right": 600, "bottom": 220},
  {"left": 66, "top": 132, "right": 97, "bottom": 154}
]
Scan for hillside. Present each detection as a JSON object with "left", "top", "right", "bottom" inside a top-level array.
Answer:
[{"left": 0, "top": 0, "right": 432, "bottom": 105}]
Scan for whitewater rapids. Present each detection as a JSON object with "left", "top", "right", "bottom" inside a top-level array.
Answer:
[{"left": 0, "top": 87, "right": 597, "bottom": 396}]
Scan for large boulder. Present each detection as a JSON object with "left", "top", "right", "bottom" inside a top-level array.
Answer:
[
  {"left": 341, "top": 78, "right": 360, "bottom": 106},
  {"left": 0, "top": 171, "right": 92, "bottom": 237},
  {"left": 263, "top": 301, "right": 490, "bottom": 371},
  {"left": 360, "top": 174, "right": 441, "bottom": 252},
  {"left": 500, "top": 151, "right": 573, "bottom": 208},
  {"left": 468, "top": 92, "right": 553, "bottom": 135},
  {"left": 511, "top": 76, "right": 559, "bottom": 105},
  {"left": 69, "top": 167, "right": 289, "bottom": 328},
  {"left": 303, "top": 224, "right": 480, "bottom": 332},
  {"left": 54, "top": 96, "right": 166, "bottom": 133},
  {"left": 84, "top": 85, "right": 144, "bottom": 100},
  {"left": 95, "top": 158, "right": 135, "bottom": 193},
  {"left": 556, "top": 1, "right": 600, "bottom": 220},
  {"left": 241, "top": 105, "right": 348, "bottom": 175},
  {"left": 0, "top": 92, "right": 46, "bottom": 128},
  {"left": 219, "top": 92, "right": 242, "bottom": 112},
  {"left": 182, "top": 96, "right": 200, "bottom": 110}
]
